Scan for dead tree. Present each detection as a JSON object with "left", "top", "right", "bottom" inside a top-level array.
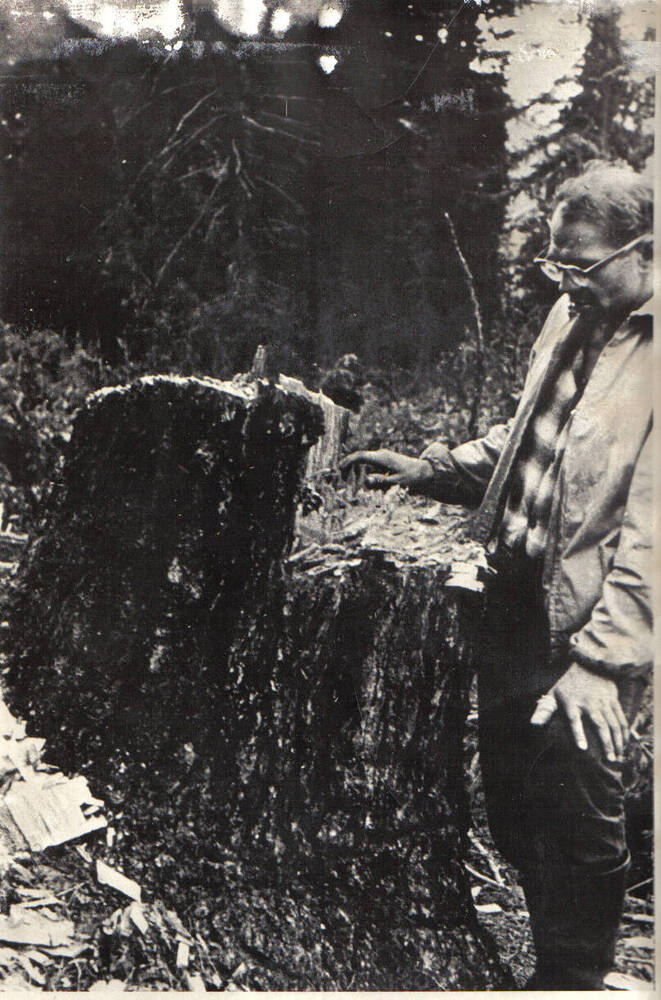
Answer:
[{"left": 3, "top": 375, "right": 510, "bottom": 989}]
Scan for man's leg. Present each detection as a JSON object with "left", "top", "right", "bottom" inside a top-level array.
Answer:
[
  {"left": 512, "top": 711, "right": 633, "bottom": 989},
  {"left": 476, "top": 568, "right": 645, "bottom": 989},
  {"left": 476, "top": 557, "right": 552, "bottom": 869}
]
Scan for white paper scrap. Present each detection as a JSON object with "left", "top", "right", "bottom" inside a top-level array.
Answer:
[
  {"left": 446, "top": 562, "right": 485, "bottom": 593},
  {"left": 0, "top": 909, "right": 75, "bottom": 947},
  {"left": 128, "top": 902, "right": 148, "bottom": 935},
  {"left": 17, "top": 894, "right": 62, "bottom": 910},
  {"left": 5, "top": 775, "right": 107, "bottom": 852},
  {"left": 603, "top": 970, "right": 654, "bottom": 990},
  {"left": 475, "top": 902, "right": 503, "bottom": 914},
  {"left": 96, "top": 860, "right": 141, "bottom": 901},
  {"left": 176, "top": 939, "right": 190, "bottom": 968},
  {"left": 17, "top": 953, "right": 46, "bottom": 985}
]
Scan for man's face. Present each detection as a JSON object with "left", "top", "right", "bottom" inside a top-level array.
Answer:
[{"left": 546, "top": 205, "right": 651, "bottom": 317}]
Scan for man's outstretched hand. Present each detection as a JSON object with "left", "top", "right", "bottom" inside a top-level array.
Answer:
[
  {"left": 339, "top": 449, "right": 435, "bottom": 490},
  {"left": 530, "top": 661, "right": 629, "bottom": 761}
]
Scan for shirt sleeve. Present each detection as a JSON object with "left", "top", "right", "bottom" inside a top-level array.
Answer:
[
  {"left": 569, "top": 426, "right": 653, "bottom": 680},
  {"left": 417, "top": 295, "right": 568, "bottom": 501},
  {"left": 416, "top": 413, "right": 513, "bottom": 502},
  {"left": 415, "top": 440, "right": 485, "bottom": 504},
  {"left": 446, "top": 421, "right": 514, "bottom": 488}
]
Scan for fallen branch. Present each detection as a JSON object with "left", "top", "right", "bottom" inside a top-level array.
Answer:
[
  {"left": 464, "top": 863, "right": 504, "bottom": 891},
  {"left": 468, "top": 829, "right": 504, "bottom": 884}
]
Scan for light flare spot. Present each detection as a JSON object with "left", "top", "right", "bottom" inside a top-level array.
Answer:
[
  {"left": 272, "top": 8, "right": 291, "bottom": 33},
  {"left": 318, "top": 6, "right": 343, "bottom": 29},
  {"left": 318, "top": 54, "right": 338, "bottom": 74}
]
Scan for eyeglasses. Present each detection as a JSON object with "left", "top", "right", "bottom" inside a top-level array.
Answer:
[{"left": 534, "top": 233, "right": 652, "bottom": 287}]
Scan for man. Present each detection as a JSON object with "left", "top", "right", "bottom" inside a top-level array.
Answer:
[{"left": 341, "top": 161, "right": 653, "bottom": 989}]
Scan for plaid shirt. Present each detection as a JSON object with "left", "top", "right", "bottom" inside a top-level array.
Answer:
[
  {"left": 436, "top": 295, "right": 653, "bottom": 679},
  {"left": 499, "top": 317, "right": 613, "bottom": 558}
]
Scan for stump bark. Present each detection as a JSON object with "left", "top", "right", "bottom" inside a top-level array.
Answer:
[{"left": 3, "top": 376, "right": 511, "bottom": 989}]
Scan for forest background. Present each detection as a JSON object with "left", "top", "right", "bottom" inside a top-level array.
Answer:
[{"left": 0, "top": 0, "right": 656, "bottom": 528}]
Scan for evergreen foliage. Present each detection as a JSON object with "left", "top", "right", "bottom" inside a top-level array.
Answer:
[{"left": 0, "top": 1, "right": 655, "bottom": 524}]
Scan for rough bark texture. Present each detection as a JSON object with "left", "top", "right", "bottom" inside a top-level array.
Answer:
[
  {"left": 3, "top": 374, "right": 323, "bottom": 767},
  {"left": 277, "top": 374, "right": 350, "bottom": 476},
  {"left": 2, "top": 377, "right": 511, "bottom": 989}
]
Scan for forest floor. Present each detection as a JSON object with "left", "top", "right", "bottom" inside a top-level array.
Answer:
[
  {"left": 0, "top": 680, "right": 652, "bottom": 991},
  {"left": 0, "top": 704, "right": 654, "bottom": 990}
]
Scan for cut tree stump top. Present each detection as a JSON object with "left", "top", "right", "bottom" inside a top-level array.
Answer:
[{"left": 291, "top": 487, "right": 487, "bottom": 577}]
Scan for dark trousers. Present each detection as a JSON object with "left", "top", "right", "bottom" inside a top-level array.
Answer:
[{"left": 476, "top": 557, "right": 645, "bottom": 988}]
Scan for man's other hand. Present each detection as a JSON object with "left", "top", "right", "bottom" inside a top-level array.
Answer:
[
  {"left": 339, "top": 449, "right": 435, "bottom": 490},
  {"left": 530, "top": 662, "right": 629, "bottom": 761}
]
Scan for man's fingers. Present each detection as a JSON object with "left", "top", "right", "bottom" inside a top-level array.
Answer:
[
  {"left": 590, "top": 710, "right": 616, "bottom": 761},
  {"left": 603, "top": 706, "right": 625, "bottom": 760},
  {"left": 565, "top": 707, "right": 588, "bottom": 751},
  {"left": 365, "top": 473, "right": 390, "bottom": 487},
  {"left": 340, "top": 450, "right": 397, "bottom": 473},
  {"left": 613, "top": 698, "right": 630, "bottom": 748},
  {"left": 365, "top": 473, "right": 404, "bottom": 488},
  {"left": 548, "top": 664, "right": 631, "bottom": 760},
  {"left": 339, "top": 451, "right": 373, "bottom": 471},
  {"left": 530, "top": 692, "right": 557, "bottom": 726},
  {"left": 530, "top": 704, "right": 554, "bottom": 725}
]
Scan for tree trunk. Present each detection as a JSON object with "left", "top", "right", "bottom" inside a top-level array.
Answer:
[{"left": 3, "top": 376, "right": 511, "bottom": 989}]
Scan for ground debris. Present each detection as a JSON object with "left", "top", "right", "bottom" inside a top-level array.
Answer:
[
  {"left": 0, "top": 698, "right": 213, "bottom": 991},
  {"left": 0, "top": 702, "right": 107, "bottom": 860},
  {"left": 0, "top": 850, "right": 217, "bottom": 991},
  {"left": 96, "top": 860, "right": 141, "bottom": 902},
  {"left": 604, "top": 970, "right": 655, "bottom": 990},
  {"left": 6, "top": 775, "right": 106, "bottom": 854},
  {"left": 88, "top": 978, "right": 129, "bottom": 991},
  {"left": 621, "top": 935, "right": 654, "bottom": 952},
  {"left": 625, "top": 912, "right": 654, "bottom": 924},
  {"left": 0, "top": 908, "right": 75, "bottom": 947}
]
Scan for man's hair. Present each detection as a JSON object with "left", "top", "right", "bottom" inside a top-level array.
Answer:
[{"left": 553, "top": 160, "right": 653, "bottom": 246}]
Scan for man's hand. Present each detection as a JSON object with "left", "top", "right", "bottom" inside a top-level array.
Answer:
[
  {"left": 530, "top": 662, "right": 629, "bottom": 761},
  {"left": 339, "top": 449, "right": 435, "bottom": 490}
]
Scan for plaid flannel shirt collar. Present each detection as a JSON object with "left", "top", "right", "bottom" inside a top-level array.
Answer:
[
  {"left": 499, "top": 345, "right": 584, "bottom": 556},
  {"left": 469, "top": 306, "right": 587, "bottom": 547}
]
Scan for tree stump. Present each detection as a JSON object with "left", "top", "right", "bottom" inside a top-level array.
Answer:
[
  {"left": 3, "top": 375, "right": 323, "bottom": 768},
  {"left": 3, "top": 376, "right": 511, "bottom": 989}
]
